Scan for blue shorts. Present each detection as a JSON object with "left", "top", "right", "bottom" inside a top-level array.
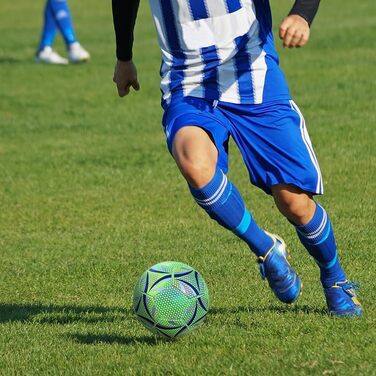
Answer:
[{"left": 162, "top": 96, "right": 323, "bottom": 195}]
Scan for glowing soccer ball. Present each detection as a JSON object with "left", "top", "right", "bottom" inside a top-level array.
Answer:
[{"left": 133, "top": 261, "right": 209, "bottom": 338}]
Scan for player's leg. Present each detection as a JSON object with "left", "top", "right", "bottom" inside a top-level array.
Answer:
[
  {"left": 224, "top": 99, "right": 363, "bottom": 314},
  {"left": 48, "top": 0, "right": 90, "bottom": 62},
  {"left": 38, "top": 1, "right": 58, "bottom": 50},
  {"left": 289, "top": 101, "right": 361, "bottom": 316},
  {"left": 272, "top": 185, "right": 346, "bottom": 284},
  {"left": 164, "top": 97, "right": 300, "bottom": 304},
  {"left": 272, "top": 184, "right": 362, "bottom": 316},
  {"left": 47, "top": 0, "right": 76, "bottom": 46},
  {"left": 172, "top": 125, "right": 274, "bottom": 258},
  {"left": 227, "top": 98, "right": 361, "bottom": 316},
  {"left": 36, "top": 1, "right": 68, "bottom": 64}
]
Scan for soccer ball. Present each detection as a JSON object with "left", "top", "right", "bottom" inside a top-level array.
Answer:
[{"left": 133, "top": 261, "right": 209, "bottom": 338}]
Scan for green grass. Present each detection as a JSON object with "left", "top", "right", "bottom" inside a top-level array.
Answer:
[{"left": 0, "top": 0, "right": 375, "bottom": 374}]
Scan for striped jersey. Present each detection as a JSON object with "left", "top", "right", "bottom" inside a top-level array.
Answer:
[{"left": 148, "top": 0, "right": 291, "bottom": 105}]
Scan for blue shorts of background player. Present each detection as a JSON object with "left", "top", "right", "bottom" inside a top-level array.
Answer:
[
  {"left": 162, "top": 95, "right": 362, "bottom": 317},
  {"left": 35, "top": 0, "right": 90, "bottom": 65}
]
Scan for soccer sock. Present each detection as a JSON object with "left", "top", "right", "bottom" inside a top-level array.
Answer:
[
  {"left": 295, "top": 202, "right": 346, "bottom": 288},
  {"left": 39, "top": 2, "right": 58, "bottom": 50},
  {"left": 48, "top": 0, "right": 77, "bottom": 46},
  {"left": 189, "top": 167, "right": 274, "bottom": 257}
]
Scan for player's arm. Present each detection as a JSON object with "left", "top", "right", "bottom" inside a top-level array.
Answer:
[
  {"left": 280, "top": 0, "right": 321, "bottom": 48},
  {"left": 112, "top": 0, "right": 140, "bottom": 97}
]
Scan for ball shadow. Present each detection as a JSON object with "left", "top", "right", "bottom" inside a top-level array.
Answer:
[{"left": 0, "top": 303, "right": 164, "bottom": 346}]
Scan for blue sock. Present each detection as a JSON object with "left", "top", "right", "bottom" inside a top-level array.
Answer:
[
  {"left": 47, "top": 0, "right": 77, "bottom": 46},
  {"left": 295, "top": 203, "right": 346, "bottom": 288},
  {"left": 39, "top": 2, "right": 58, "bottom": 50},
  {"left": 189, "top": 167, "right": 273, "bottom": 257}
]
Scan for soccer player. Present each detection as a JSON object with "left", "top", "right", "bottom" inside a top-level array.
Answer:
[
  {"left": 36, "top": 0, "right": 90, "bottom": 64},
  {"left": 112, "top": 0, "right": 362, "bottom": 317}
]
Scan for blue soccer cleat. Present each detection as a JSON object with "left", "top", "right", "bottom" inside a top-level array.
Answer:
[
  {"left": 324, "top": 281, "right": 363, "bottom": 317},
  {"left": 258, "top": 233, "right": 301, "bottom": 304}
]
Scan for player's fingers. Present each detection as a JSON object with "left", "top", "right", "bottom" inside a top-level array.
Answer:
[
  {"left": 117, "top": 84, "right": 130, "bottom": 97},
  {"left": 296, "top": 31, "right": 310, "bottom": 47},
  {"left": 293, "top": 34, "right": 305, "bottom": 48},
  {"left": 284, "top": 26, "right": 305, "bottom": 48},
  {"left": 283, "top": 27, "right": 296, "bottom": 48},
  {"left": 289, "top": 32, "right": 303, "bottom": 48},
  {"left": 118, "top": 88, "right": 130, "bottom": 97},
  {"left": 132, "top": 79, "right": 140, "bottom": 91},
  {"left": 279, "top": 20, "right": 291, "bottom": 39},
  {"left": 279, "top": 26, "right": 287, "bottom": 39}
]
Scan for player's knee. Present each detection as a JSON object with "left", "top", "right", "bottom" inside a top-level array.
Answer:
[
  {"left": 172, "top": 127, "right": 217, "bottom": 188},
  {"left": 176, "top": 153, "right": 215, "bottom": 189},
  {"left": 281, "top": 199, "right": 311, "bottom": 223}
]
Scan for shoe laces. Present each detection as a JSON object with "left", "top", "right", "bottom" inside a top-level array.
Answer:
[
  {"left": 259, "top": 262, "right": 266, "bottom": 280},
  {"left": 336, "top": 281, "right": 361, "bottom": 297},
  {"left": 257, "top": 238, "right": 277, "bottom": 281}
]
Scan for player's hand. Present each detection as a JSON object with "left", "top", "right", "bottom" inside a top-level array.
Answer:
[
  {"left": 113, "top": 59, "right": 140, "bottom": 97},
  {"left": 279, "top": 15, "right": 310, "bottom": 48}
]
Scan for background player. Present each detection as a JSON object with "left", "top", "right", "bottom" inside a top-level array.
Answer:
[
  {"left": 36, "top": 0, "right": 90, "bottom": 64},
  {"left": 111, "top": 0, "right": 362, "bottom": 317}
]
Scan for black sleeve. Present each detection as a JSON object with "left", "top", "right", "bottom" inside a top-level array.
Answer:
[
  {"left": 112, "top": 0, "right": 140, "bottom": 61},
  {"left": 288, "top": 0, "right": 321, "bottom": 26}
]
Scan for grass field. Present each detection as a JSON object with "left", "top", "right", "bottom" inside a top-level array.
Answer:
[{"left": 1, "top": 0, "right": 375, "bottom": 374}]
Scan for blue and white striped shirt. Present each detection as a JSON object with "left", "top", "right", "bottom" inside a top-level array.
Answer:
[{"left": 149, "top": 0, "right": 291, "bottom": 105}]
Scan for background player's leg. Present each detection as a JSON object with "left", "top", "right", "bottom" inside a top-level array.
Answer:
[
  {"left": 47, "top": 0, "right": 77, "bottom": 46},
  {"left": 272, "top": 184, "right": 346, "bottom": 287},
  {"left": 36, "top": 1, "right": 68, "bottom": 64},
  {"left": 38, "top": 1, "right": 58, "bottom": 51},
  {"left": 48, "top": 0, "right": 90, "bottom": 62},
  {"left": 172, "top": 126, "right": 274, "bottom": 257}
]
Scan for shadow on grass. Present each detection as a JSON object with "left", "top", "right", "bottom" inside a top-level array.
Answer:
[
  {"left": 0, "top": 302, "right": 327, "bottom": 326},
  {"left": 0, "top": 57, "right": 33, "bottom": 64},
  {"left": 0, "top": 56, "right": 72, "bottom": 66},
  {"left": 0, "top": 302, "right": 328, "bottom": 347},
  {"left": 210, "top": 304, "right": 327, "bottom": 316},
  {"left": 67, "top": 333, "right": 160, "bottom": 346},
  {"left": 0, "top": 304, "right": 162, "bottom": 346},
  {"left": 0, "top": 303, "right": 132, "bottom": 324}
]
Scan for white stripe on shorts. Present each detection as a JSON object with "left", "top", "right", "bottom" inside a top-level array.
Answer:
[{"left": 289, "top": 100, "right": 323, "bottom": 194}]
